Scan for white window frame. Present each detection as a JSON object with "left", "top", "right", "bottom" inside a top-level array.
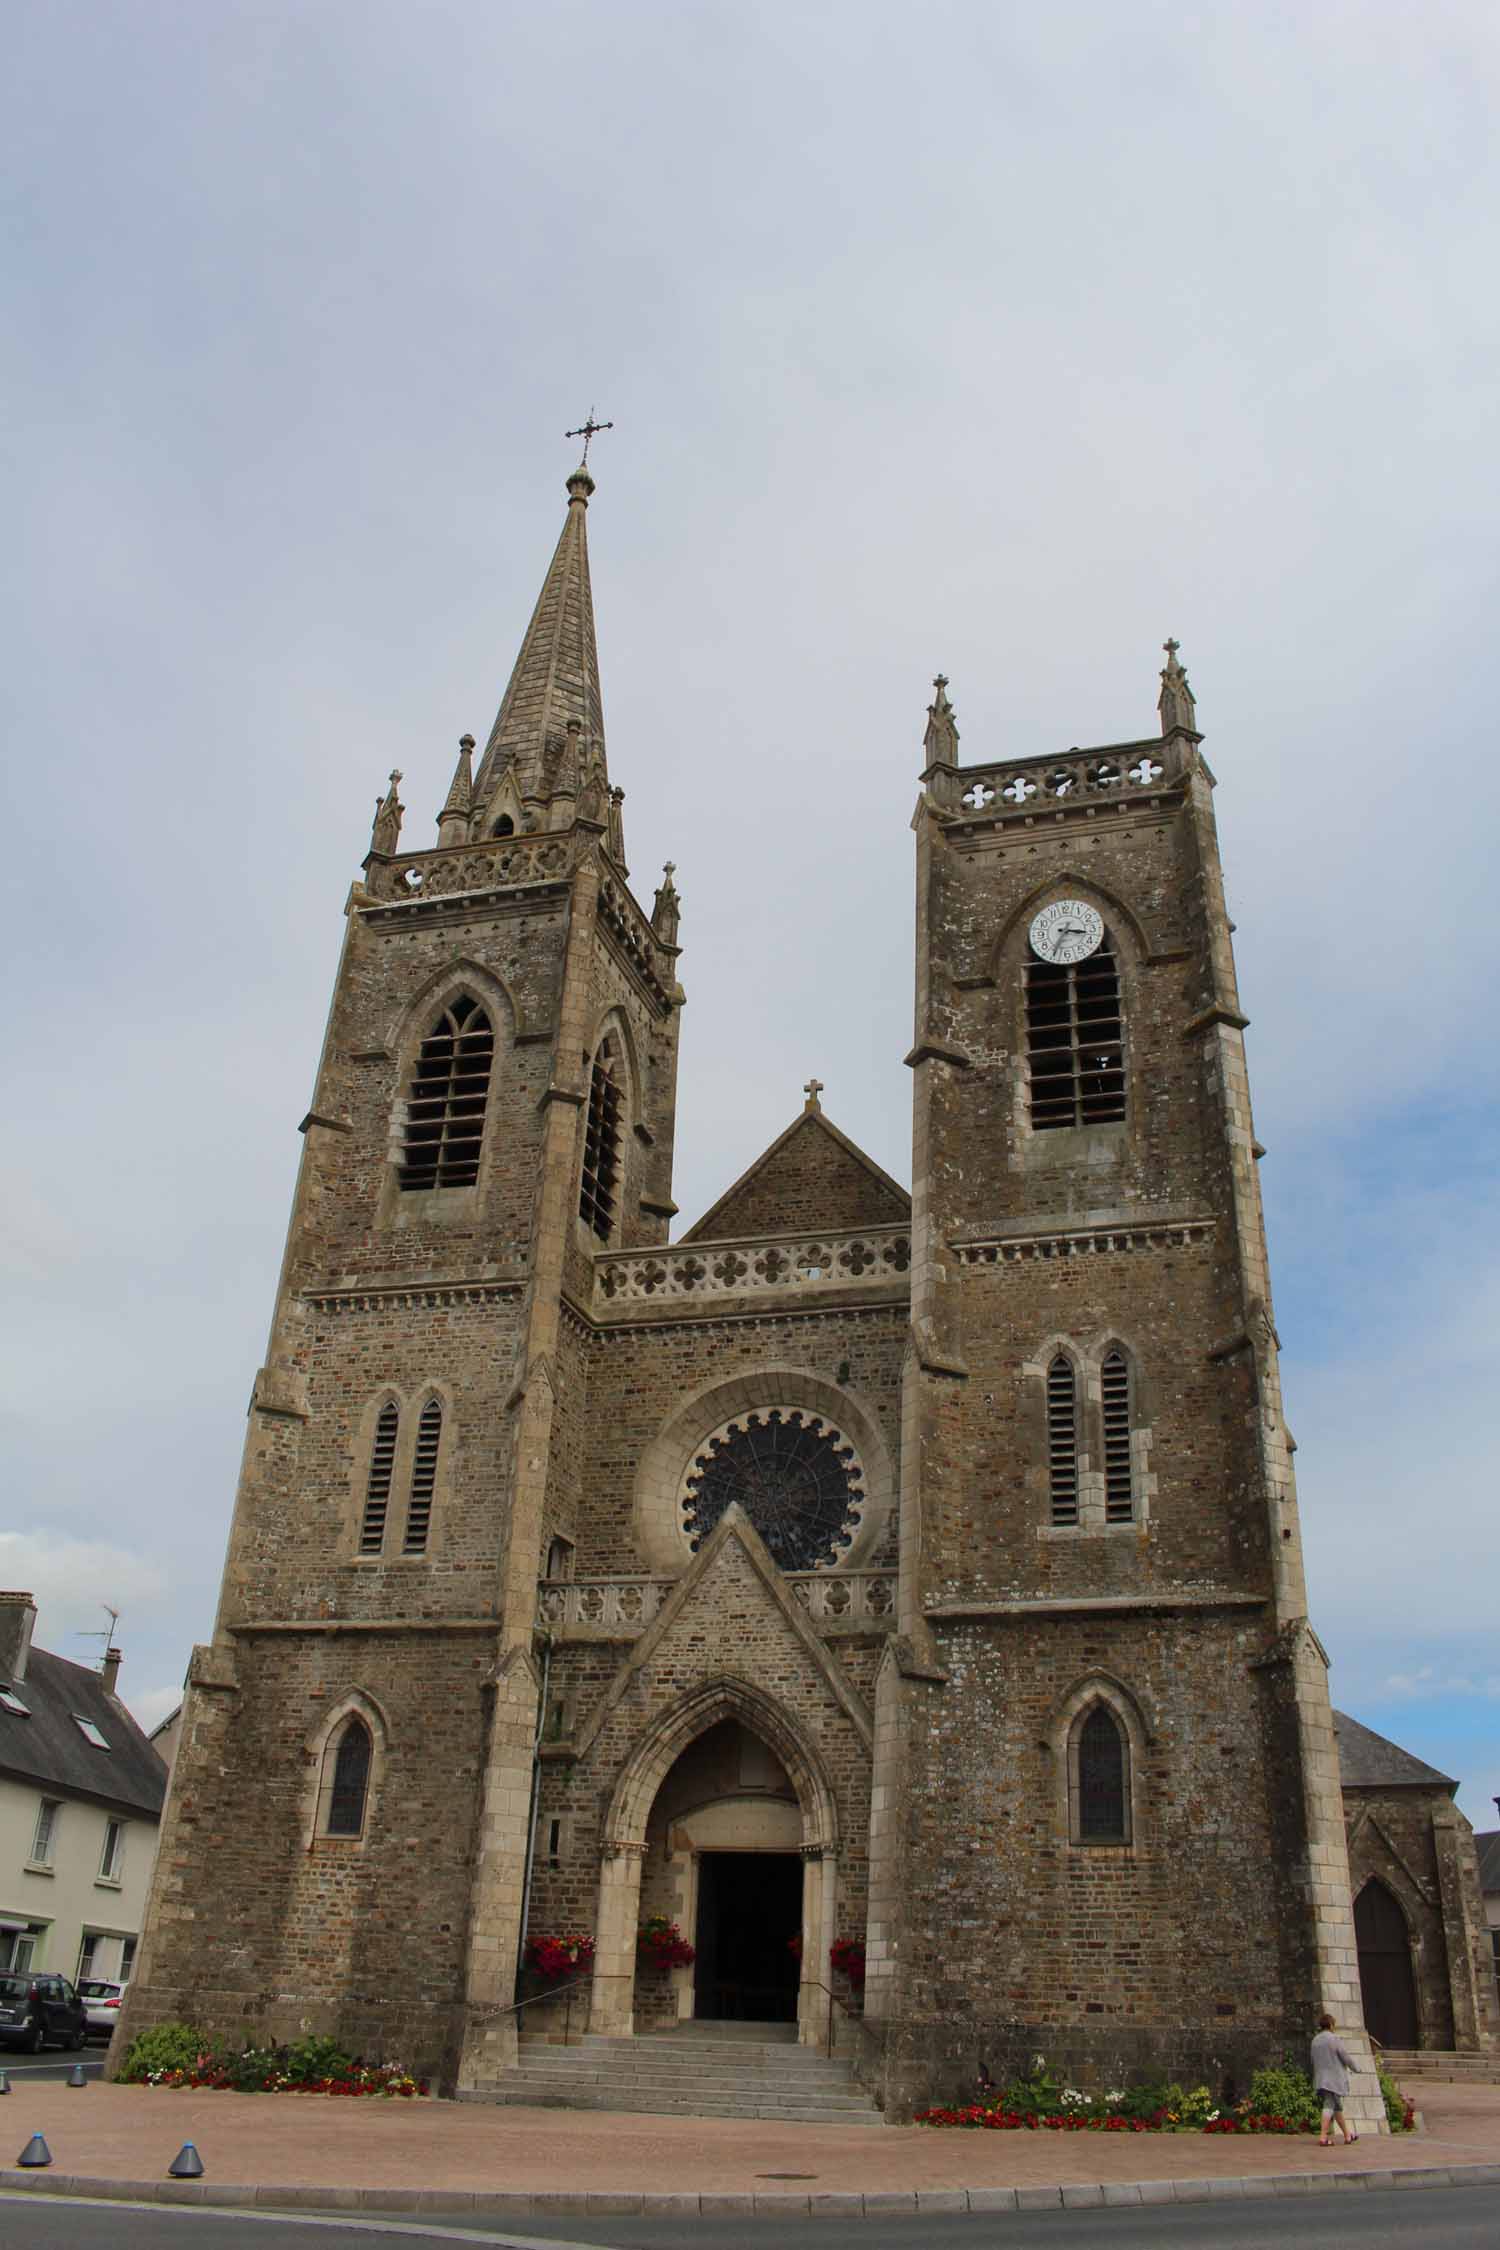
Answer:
[
  {"left": 30, "top": 1797, "right": 60, "bottom": 1868},
  {"left": 98, "top": 1818, "right": 125, "bottom": 1883}
]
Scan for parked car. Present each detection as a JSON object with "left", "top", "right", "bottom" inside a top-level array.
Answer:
[
  {"left": 77, "top": 1978, "right": 126, "bottom": 2038},
  {"left": 0, "top": 1971, "right": 87, "bottom": 2052}
]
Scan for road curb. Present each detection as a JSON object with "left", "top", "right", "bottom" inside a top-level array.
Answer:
[{"left": 4, "top": 2160, "right": 1500, "bottom": 2217}]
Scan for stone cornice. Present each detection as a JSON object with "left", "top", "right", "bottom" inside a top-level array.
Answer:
[
  {"left": 926, "top": 1591, "right": 1267, "bottom": 1621},
  {"left": 950, "top": 1215, "right": 1215, "bottom": 1265},
  {"left": 301, "top": 1278, "right": 526, "bottom": 1314}
]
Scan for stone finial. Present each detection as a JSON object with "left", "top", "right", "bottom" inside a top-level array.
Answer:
[
  {"left": 923, "top": 674, "right": 960, "bottom": 768},
  {"left": 1158, "top": 638, "right": 1199, "bottom": 736},
  {"left": 803, "top": 1077, "right": 825, "bottom": 1111},
  {"left": 436, "top": 736, "right": 475, "bottom": 848},
  {"left": 652, "top": 860, "right": 681, "bottom": 944},
  {"left": 368, "top": 770, "right": 404, "bottom": 858}
]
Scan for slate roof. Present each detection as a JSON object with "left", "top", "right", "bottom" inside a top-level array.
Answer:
[
  {"left": 0, "top": 1646, "right": 167, "bottom": 1821},
  {"left": 1474, "top": 1831, "right": 1500, "bottom": 1897},
  {"left": 1333, "top": 1710, "right": 1457, "bottom": 1794}
]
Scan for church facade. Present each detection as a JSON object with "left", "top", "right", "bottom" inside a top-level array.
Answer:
[{"left": 120, "top": 463, "right": 1424, "bottom": 2122}]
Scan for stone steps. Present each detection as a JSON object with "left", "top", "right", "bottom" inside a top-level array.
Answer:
[
  {"left": 1382, "top": 2049, "right": 1500, "bottom": 2082},
  {"left": 479, "top": 2026, "right": 884, "bottom": 2125}
]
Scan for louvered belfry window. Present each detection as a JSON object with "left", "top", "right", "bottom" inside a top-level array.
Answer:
[
  {"left": 1026, "top": 933, "right": 1126, "bottom": 1130},
  {"left": 1047, "top": 1354, "right": 1079, "bottom": 1526},
  {"left": 399, "top": 996, "right": 493, "bottom": 1190},
  {"left": 1078, "top": 1704, "right": 1127, "bottom": 1842},
  {"left": 359, "top": 1402, "right": 399, "bottom": 1554},
  {"left": 403, "top": 1400, "right": 442, "bottom": 1554},
  {"left": 579, "top": 1036, "right": 623, "bottom": 1241},
  {"left": 1102, "top": 1348, "right": 1135, "bottom": 1523}
]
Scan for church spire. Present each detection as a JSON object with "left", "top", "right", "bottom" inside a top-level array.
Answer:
[
  {"left": 435, "top": 734, "right": 474, "bottom": 848},
  {"left": 473, "top": 466, "right": 606, "bottom": 810}
]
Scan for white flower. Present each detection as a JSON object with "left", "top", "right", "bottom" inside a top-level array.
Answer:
[
  {"left": 1207, "top": 2109, "right": 1220, "bottom": 2122},
  {"left": 1033, "top": 2053, "right": 1047, "bottom": 2071}
]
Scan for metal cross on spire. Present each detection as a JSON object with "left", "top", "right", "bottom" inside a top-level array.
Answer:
[{"left": 565, "top": 408, "right": 614, "bottom": 465}]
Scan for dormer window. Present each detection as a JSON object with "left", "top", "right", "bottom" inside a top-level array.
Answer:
[{"left": 0, "top": 1683, "right": 28, "bottom": 1717}]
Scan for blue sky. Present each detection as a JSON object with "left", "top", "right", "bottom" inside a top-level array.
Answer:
[{"left": 3, "top": 1, "right": 1497, "bottom": 1828}]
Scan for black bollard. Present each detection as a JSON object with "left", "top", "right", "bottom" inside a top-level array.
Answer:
[
  {"left": 167, "top": 2142, "right": 205, "bottom": 2179},
  {"left": 67, "top": 2062, "right": 88, "bottom": 2087},
  {"left": 17, "top": 2132, "right": 52, "bottom": 2167}
]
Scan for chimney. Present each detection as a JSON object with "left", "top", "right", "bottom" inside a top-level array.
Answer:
[
  {"left": 0, "top": 1592, "right": 37, "bottom": 1683},
  {"left": 101, "top": 1646, "right": 123, "bottom": 1697}
]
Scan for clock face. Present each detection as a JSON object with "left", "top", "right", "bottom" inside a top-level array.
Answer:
[{"left": 1029, "top": 899, "right": 1104, "bottom": 965}]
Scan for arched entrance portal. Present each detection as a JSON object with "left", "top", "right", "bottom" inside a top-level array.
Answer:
[
  {"left": 591, "top": 1683, "right": 838, "bottom": 2045},
  {"left": 1355, "top": 1878, "right": 1420, "bottom": 2049}
]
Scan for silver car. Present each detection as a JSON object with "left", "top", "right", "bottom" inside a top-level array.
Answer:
[{"left": 76, "top": 1979, "right": 125, "bottom": 2037}]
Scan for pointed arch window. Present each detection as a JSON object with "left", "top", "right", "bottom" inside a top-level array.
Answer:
[
  {"left": 359, "top": 1403, "right": 399, "bottom": 1554},
  {"left": 491, "top": 815, "right": 515, "bottom": 838},
  {"left": 403, "top": 1400, "right": 442, "bottom": 1555},
  {"left": 1047, "top": 1354, "right": 1079, "bottom": 1526},
  {"left": 1101, "top": 1348, "right": 1136, "bottom": 1524},
  {"left": 1076, "top": 1703, "right": 1128, "bottom": 1843},
  {"left": 325, "top": 1717, "right": 372, "bottom": 1837},
  {"left": 399, "top": 996, "right": 493, "bottom": 1191},
  {"left": 1026, "top": 930, "right": 1126, "bottom": 1130},
  {"left": 579, "top": 1034, "right": 624, "bottom": 1242}
]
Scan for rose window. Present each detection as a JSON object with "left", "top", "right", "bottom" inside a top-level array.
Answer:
[{"left": 681, "top": 1410, "right": 865, "bottom": 1571}]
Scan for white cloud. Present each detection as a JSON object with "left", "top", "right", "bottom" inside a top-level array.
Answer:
[{"left": 0, "top": 1534, "right": 169, "bottom": 1652}]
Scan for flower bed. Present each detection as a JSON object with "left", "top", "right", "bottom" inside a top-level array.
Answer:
[
  {"left": 914, "top": 2055, "right": 1413, "bottom": 2134},
  {"left": 118, "top": 2024, "right": 427, "bottom": 2098}
]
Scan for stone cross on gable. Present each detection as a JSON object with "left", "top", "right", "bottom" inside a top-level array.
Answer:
[{"left": 803, "top": 1078, "right": 824, "bottom": 1109}]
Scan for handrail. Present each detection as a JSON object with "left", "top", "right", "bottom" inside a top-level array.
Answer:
[
  {"left": 801, "top": 1974, "right": 862, "bottom": 2059},
  {"left": 471, "top": 1969, "right": 631, "bottom": 2045}
]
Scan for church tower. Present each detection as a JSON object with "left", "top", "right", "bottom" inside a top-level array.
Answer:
[
  {"left": 117, "top": 463, "right": 687, "bottom": 2082},
  {"left": 866, "top": 655, "right": 1384, "bottom": 2121}
]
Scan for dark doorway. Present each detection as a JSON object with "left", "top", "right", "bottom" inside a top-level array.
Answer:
[
  {"left": 694, "top": 1852, "right": 803, "bottom": 2022},
  {"left": 1355, "top": 1879, "right": 1420, "bottom": 2049}
]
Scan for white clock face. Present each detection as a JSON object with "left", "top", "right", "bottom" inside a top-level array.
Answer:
[{"left": 1029, "top": 899, "right": 1103, "bottom": 965}]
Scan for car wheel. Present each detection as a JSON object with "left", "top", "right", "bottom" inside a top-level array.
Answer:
[{"left": 26, "top": 2023, "right": 45, "bottom": 2054}]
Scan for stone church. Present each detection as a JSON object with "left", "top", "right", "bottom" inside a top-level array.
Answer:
[{"left": 118, "top": 460, "right": 1494, "bottom": 2123}]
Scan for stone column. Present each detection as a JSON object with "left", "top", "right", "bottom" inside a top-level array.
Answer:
[
  {"left": 457, "top": 1648, "right": 541, "bottom": 2087},
  {"left": 590, "top": 1841, "right": 647, "bottom": 2036}
]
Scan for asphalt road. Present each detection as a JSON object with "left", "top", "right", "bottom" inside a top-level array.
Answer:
[
  {"left": 3, "top": 2185, "right": 1498, "bottom": 2250},
  {"left": 0, "top": 2051, "right": 108, "bottom": 2085}
]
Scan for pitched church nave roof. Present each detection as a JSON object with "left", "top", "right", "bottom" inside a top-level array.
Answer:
[{"left": 680, "top": 1088, "right": 911, "bottom": 1245}]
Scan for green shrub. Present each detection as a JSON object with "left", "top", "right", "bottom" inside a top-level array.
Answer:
[
  {"left": 997, "top": 2055, "right": 1064, "bottom": 2117},
  {"left": 1245, "top": 2061, "right": 1320, "bottom": 2130},
  {"left": 1112, "top": 2078, "right": 1173, "bottom": 2121},
  {"left": 116, "top": 2021, "right": 206, "bottom": 2083},
  {"left": 1377, "top": 2064, "right": 1411, "bottom": 2131},
  {"left": 284, "top": 2033, "right": 354, "bottom": 2085}
]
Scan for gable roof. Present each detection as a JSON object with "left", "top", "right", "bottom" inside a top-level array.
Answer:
[
  {"left": 1333, "top": 1710, "right": 1457, "bottom": 1794},
  {"left": 681, "top": 1103, "right": 911, "bottom": 1244},
  {"left": 1475, "top": 1831, "right": 1500, "bottom": 1895},
  {"left": 0, "top": 1646, "right": 167, "bottom": 1821}
]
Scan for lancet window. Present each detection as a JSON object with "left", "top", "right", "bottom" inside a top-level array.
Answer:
[
  {"left": 359, "top": 1403, "right": 400, "bottom": 1554},
  {"left": 1101, "top": 1347, "right": 1136, "bottom": 1523},
  {"left": 1047, "top": 1354, "right": 1080, "bottom": 1526},
  {"left": 398, "top": 996, "right": 493, "bottom": 1191},
  {"left": 1075, "top": 1704, "right": 1128, "bottom": 1844},
  {"left": 402, "top": 1400, "right": 442, "bottom": 1554},
  {"left": 1026, "top": 932, "right": 1126, "bottom": 1130},
  {"left": 579, "top": 1034, "right": 624, "bottom": 1242},
  {"left": 325, "top": 1718, "right": 372, "bottom": 1838}
]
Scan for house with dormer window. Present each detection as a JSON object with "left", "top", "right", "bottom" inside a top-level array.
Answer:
[{"left": 0, "top": 1593, "right": 166, "bottom": 1990}]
